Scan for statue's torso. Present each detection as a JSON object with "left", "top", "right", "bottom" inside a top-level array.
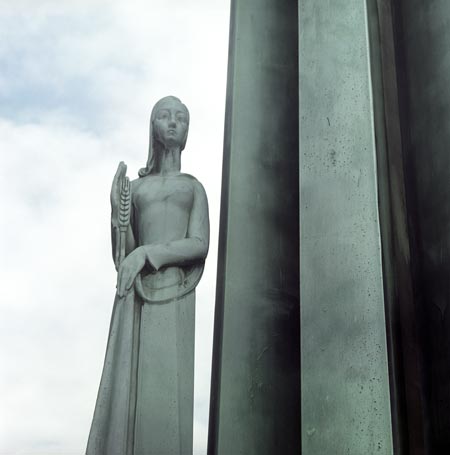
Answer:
[
  {"left": 132, "top": 174, "right": 196, "bottom": 246},
  {"left": 131, "top": 173, "right": 201, "bottom": 299}
]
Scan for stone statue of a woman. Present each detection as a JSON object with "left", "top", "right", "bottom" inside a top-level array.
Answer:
[{"left": 86, "top": 96, "right": 209, "bottom": 455}]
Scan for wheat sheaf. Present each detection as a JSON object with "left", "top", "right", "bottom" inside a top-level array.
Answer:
[{"left": 119, "top": 177, "right": 131, "bottom": 232}]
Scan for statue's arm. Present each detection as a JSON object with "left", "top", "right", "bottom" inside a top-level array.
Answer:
[
  {"left": 142, "top": 181, "right": 210, "bottom": 270},
  {"left": 116, "top": 180, "right": 209, "bottom": 297},
  {"left": 125, "top": 209, "right": 137, "bottom": 256},
  {"left": 111, "top": 204, "right": 137, "bottom": 269},
  {"left": 111, "top": 217, "right": 119, "bottom": 266}
]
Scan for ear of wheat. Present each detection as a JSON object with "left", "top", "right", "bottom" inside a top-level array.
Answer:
[{"left": 118, "top": 176, "right": 131, "bottom": 264}]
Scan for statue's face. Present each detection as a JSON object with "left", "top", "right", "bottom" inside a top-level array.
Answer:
[{"left": 153, "top": 99, "right": 189, "bottom": 148}]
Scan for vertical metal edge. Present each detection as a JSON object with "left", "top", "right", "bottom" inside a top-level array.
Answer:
[
  {"left": 366, "top": 0, "right": 429, "bottom": 453},
  {"left": 207, "top": 1, "right": 237, "bottom": 452}
]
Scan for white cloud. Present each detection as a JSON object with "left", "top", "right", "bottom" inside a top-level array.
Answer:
[{"left": 0, "top": 1, "right": 229, "bottom": 453}]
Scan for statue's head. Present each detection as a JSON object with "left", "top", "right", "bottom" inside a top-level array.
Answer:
[{"left": 139, "top": 96, "right": 190, "bottom": 177}]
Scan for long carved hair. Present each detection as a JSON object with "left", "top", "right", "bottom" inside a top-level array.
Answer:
[{"left": 138, "top": 96, "right": 190, "bottom": 178}]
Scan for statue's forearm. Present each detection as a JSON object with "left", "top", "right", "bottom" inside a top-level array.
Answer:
[
  {"left": 142, "top": 238, "right": 208, "bottom": 271},
  {"left": 111, "top": 199, "right": 136, "bottom": 269},
  {"left": 111, "top": 215, "right": 120, "bottom": 269}
]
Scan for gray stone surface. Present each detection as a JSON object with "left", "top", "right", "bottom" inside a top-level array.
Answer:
[
  {"left": 299, "top": 1, "right": 393, "bottom": 453},
  {"left": 86, "top": 96, "right": 209, "bottom": 455},
  {"left": 208, "top": 0, "right": 300, "bottom": 454}
]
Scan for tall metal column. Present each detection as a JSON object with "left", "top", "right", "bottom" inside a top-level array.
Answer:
[
  {"left": 393, "top": 1, "right": 450, "bottom": 451},
  {"left": 299, "top": 0, "right": 394, "bottom": 453},
  {"left": 208, "top": 0, "right": 300, "bottom": 453}
]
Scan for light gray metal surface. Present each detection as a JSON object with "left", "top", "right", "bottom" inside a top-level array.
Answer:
[{"left": 299, "top": 1, "right": 394, "bottom": 453}]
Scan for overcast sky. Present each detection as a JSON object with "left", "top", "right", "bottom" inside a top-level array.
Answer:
[{"left": 0, "top": 1, "right": 230, "bottom": 453}]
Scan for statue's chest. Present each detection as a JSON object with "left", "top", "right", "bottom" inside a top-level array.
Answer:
[{"left": 134, "top": 180, "right": 194, "bottom": 212}]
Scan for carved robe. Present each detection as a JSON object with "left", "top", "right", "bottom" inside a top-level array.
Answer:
[{"left": 86, "top": 263, "right": 203, "bottom": 455}]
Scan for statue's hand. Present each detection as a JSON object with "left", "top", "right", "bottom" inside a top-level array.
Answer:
[
  {"left": 111, "top": 161, "right": 127, "bottom": 219},
  {"left": 117, "top": 246, "right": 146, "bottom": 297}
]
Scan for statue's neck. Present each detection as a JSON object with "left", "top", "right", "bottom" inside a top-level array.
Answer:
[{"left": 154, "top": 147, "right": 181, "bottom": 175}]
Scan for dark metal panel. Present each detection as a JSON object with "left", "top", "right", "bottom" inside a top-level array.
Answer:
[{"left": 393, "top": 0, "right": 450, "bottom": 451}]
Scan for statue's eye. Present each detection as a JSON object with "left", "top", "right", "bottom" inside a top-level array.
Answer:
[
  {"left": 157, "top": 111, "right": 169, "bottom": 120},
  {"left": 177, "top": 115, "right": 187, "bottom": 123}
]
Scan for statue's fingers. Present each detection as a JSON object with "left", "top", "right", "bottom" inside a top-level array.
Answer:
[
  {"left": 117, "top": 267, "right": 127, "bottom": 297},
  {"left": 118, "top": 267, "right": 135, "bottom": 296},
  {"left": 125, "top": 269, "right": 136, "bottom": 291},
  {"left": 119, "top": 281, "right": 127, "bottom": 297},
  {"left": 117, "top": 270, "right": 122, "bottom": 296}
]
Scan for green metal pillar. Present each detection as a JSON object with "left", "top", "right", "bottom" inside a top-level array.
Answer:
[
  {"left": 299, "top": 0, "right": 394, "bottom": 453},
  {"left": 393, "top": 0, "right": 450, "bottom": 451},
  {"left": 208, "top": 0, "right": 300, "bottom": 453}
]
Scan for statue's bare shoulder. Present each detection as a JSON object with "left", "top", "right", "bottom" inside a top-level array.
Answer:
[{"left": 179, "top": 173, "right": 207, "bottom": 195}]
